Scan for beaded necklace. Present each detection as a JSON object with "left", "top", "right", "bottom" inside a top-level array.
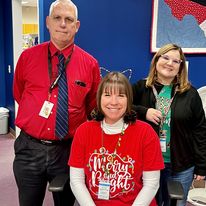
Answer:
[{"left": 100, "top": 122, "right": 125, "bottom": 176}]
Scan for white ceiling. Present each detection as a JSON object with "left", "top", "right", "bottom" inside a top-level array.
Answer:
[{"left": 22, "top": 0, "right": 37, "bottom": 7}]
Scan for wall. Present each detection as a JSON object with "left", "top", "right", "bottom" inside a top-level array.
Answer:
[
  {"left": 0, "top": 2, "right": 6, "bottom": 106},
  {"left": 39, "top": 0, "right": 206, "bottom": 89},
  {"left": 22, "top": 6, "right": 38, "bottom": 35},
  {"left": 12, "top": 0, "right": 23, "bottom": 136},
  {"left": 0, "top": 0, "right": 15, "bottom": 130},
  {"left": 22, "top": 7, "right": 38, "bottom": 23},
  {"left": 39, "top": 0, "right": 51, "bottom": 43}
]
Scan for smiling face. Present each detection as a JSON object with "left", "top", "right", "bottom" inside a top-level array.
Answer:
[
  {"left": 101, "top": 86, "right": 127, "bottom": 125},
  {"left": 46, "top": 1, "right": 80, "bottom": 50},
  {"left": 156, "top": 49, "right": 181, "bottom": 85}
]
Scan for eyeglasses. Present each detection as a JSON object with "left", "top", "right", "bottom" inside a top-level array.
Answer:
[{"left": 160, "top": 55, "right": 182, "bottom": 65}]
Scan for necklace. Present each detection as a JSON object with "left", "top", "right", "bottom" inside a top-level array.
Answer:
[{"left": 100, "top": 122, "right": 125, "bottom": 176}]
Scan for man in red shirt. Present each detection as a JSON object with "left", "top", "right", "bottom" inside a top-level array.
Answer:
[{"left": 13, "top": 0, "right": 100, "bottom": 205}]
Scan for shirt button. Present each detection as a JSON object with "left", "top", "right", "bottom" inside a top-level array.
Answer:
[
  {"left": 54, "top": 95, "right": 57, "bottom": 98},
  {"left": 47, "top": 128, "right": 51, "bottom": 131}
]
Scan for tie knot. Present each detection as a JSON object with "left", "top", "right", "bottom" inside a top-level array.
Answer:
[{"left": 58, "top": 53, "right": 65, "bottom": 63}]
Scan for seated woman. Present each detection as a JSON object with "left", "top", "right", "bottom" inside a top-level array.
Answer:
[{"left": 69, "top": 72, "right": 164, "bottom": 205}]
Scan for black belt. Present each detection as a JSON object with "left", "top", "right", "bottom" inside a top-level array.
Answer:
[{"left": 21, "top": 131, "right": 72, "bottom": 146}]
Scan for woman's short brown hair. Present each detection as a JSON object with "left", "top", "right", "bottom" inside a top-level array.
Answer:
[{"left": 91, "top": 72, "right": 136, "bottom": 124}]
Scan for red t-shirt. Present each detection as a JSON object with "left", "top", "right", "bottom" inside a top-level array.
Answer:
[{"left": 69, "top": 120, "right": 164, "bottom": 206}]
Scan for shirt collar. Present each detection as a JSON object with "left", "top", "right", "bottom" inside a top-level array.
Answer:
[{"left": 49, "top": 41, "right": 74, "bottom": 58}]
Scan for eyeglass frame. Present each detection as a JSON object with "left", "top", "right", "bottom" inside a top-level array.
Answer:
[{"left": 160, "top": 54, "right": 182, "bottom": 65}]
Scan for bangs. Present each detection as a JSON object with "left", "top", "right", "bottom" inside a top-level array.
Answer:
[
  {"left": 96, "top": 72, "right": 134, "bottom": 122},
  {"left": 103, "top": 80, "right": 126, "bottom": 94}
]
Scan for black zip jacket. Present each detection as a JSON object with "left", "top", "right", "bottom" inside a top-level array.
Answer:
[{"left": 132, "top": 79, "right": 206, "bottom": 175}]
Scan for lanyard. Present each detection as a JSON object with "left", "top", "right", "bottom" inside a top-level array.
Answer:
[
  {"left": 48, "top": 46, "right": 73, "bottom": 94},
  {"left": 152, "top": 85, "right": 177, "bottom": 130}
]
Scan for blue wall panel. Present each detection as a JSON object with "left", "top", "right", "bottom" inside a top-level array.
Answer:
[
  {"left": 73, "top": 0, "right": 153, "bottom": 84},
  {"left": 39, "top": 0, "right": 206, "bottom": 88},
  {"left": 39, "top": 0, "right": 51, "bottom": 43},
  {"left": 4, "top": 0, "right": 14, "bottom": 129},
  {"left": 0, "top": 0, "right": 15, "bottom": 130},
  {"left": 0, "top": 1, "right": 6, "bottom": 106},
  {"left": 73, "top": 0, "right": 206, "bottom": 88}
]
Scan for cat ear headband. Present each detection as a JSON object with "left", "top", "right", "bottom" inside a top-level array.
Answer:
[{"left": 100, "top": 67, "right": 133, "bottom": 80}]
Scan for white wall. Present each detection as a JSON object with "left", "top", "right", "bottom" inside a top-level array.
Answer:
[
  {"left": 12, "top": 0, "right": 23, "bottom": 137},
  {"left": 22, "top": 6, "right": 37, "bottom": 24}
]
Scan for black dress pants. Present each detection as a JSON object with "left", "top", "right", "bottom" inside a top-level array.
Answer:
[{"left": 13, "top": 131, "right": 75, "bottom": 206}]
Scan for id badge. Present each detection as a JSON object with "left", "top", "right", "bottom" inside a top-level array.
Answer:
[
  {"left": 159, "top": 130, "right": 166, "bottom": 152},
  {"left": 98, "top": 181, "right": 110, "bottom": 200},
  {"left": 39, "top": 101, "right": 54, "bottom": 118},
  {"left": 160, "top": 138, "right": 166, "bottom": 152}
]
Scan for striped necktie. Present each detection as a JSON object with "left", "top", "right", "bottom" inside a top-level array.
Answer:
[{"left": 55, "top": 53, "right": 68, "bottom": 139}]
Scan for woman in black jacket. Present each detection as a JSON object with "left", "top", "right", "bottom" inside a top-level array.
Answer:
[{"left": 132, "top": 43, "right": 206, "bottom": 206}]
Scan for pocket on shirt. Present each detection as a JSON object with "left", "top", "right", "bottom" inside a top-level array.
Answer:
[{"left": 69, "top": 81, "right": 91, "bottom": 108}]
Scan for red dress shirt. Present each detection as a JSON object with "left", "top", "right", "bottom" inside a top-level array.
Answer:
[{"left": 13, "top": 41, "right": 101, "bottom": 140}]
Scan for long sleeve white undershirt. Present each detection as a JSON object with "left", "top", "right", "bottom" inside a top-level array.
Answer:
[
  {"left": 132, "top": 170, "right": 160, "bottom": 206},
  {"left": 70, "top": 167, "right": 95, "bottom": 206}
]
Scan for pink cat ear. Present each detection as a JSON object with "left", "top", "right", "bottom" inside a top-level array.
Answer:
[{"left": 121, "top": 68, "right": 133, "bottom": 80}]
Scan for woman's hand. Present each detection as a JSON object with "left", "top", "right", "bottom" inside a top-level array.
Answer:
[{"left": 146, "top": 108, "right": 162, "bottom": 125}]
